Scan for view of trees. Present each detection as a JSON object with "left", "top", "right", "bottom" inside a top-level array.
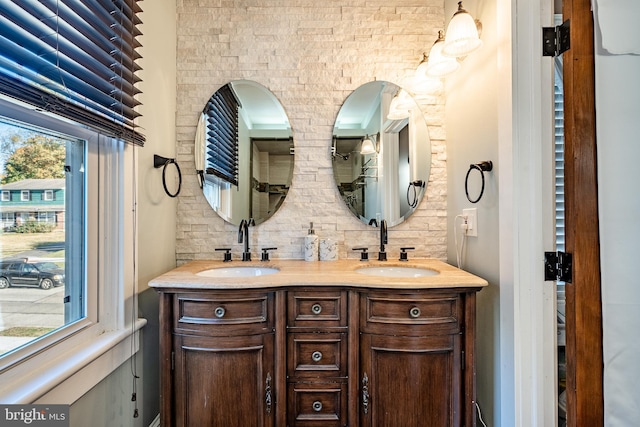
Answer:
[{"left": 1, "top": 135, "right": 65, "bottom": 184}]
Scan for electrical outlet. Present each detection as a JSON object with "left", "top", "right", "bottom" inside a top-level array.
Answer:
[{"left": 463, "top": 208, "right": 478, "bottom": 237}]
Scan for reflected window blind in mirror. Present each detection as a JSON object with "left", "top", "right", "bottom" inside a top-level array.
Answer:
[{"left": 205, "top": 84, "right": 239, "bottom": 186}]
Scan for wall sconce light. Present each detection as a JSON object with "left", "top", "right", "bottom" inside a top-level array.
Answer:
[
  {"left": 442, "top": 1, "right": 483, "bottom": 58},
  {"left": 424, "top": 30, "right": 460, "bottom": 78},
  {"left": 387, "top": 90, "right": 412, "bottom": 120},
  {"left": 411, "top": 56, "right": 444, "bottom": 95},
  {"left": 360, "top": 135, "right": 377, "bottom": 155}
]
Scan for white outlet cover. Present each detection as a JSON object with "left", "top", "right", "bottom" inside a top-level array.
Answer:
[{"left": 463, "top": 208, "right": 478, "bottom": 237}]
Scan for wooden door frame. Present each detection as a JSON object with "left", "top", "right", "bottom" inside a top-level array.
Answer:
[{"left": 562, "top": 0, "right": 604, "bottom": 425}]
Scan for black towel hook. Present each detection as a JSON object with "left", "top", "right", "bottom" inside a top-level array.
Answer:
[
  {"left": 154, "top": 154, "right": 182, "bottom": 198},
  {"left": 465, "top": 161, "right": 493, "bottom": 204}
]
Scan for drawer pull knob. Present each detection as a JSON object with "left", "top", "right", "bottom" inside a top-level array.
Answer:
[
  {"left": 311, "top": 303, "right": 322, "bottom": 315},
  {"left": 312, "top": 401, "right": 323, "bottom": 412},
  {"left": 311, "top": 351, "right": 323, "bottom": 362},
  {"left": 409, "top": 307, "right": 421, "bottom": 318},
  {"left": 214, "top": 306, "right": 226, "bottom": 318}
]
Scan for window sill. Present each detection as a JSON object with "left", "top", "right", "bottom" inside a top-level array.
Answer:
[{"left": 0, "top": 318, "right": 147, "bottom": 404}]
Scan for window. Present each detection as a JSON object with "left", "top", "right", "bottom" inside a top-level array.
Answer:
[
  {"left": 1, "top": 191, "right": 8, "bottom": 201},
  {"left": 20, "top": 190, "right": 29, "bottom": 201},
  {"left": 0, "top": 0, "right": 144, "bottom": 403},
  {"left": 0, "top": 97, "right": 140, "bottom": 404},
  {"left": 43, "top": 190, "right": 54, "bottom": 201}
]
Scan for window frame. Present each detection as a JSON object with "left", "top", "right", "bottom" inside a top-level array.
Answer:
[
  {"left": 1, "top": 191, "right": 9, "bottom": 201},
  {"left": 0, "top": 96, "right": 143, "bottom": 404},
  {"left": 20, "top": 190, "right": 30, "bottom": 201},
  {"left": 43, "top": 189, "right": 54, "bottom": 201}
]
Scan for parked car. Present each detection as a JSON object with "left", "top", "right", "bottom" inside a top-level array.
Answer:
[{"left": 0, "top": 259, "right": 65, "bottom": 290}]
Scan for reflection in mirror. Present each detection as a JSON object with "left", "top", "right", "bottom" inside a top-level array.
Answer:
[
  {"left": 196, "top": 80, "right": 293, "bottom": 226},
  {"left": 332, "top": 81, "right": 431, "bottom": 227}
]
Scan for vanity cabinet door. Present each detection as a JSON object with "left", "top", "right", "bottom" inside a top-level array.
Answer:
[
  {"left": 359, "top": 333, "right": 462, "bottom": 427},
  {"left": 173, "top": 333, "right": 275, "bottom": 427}
]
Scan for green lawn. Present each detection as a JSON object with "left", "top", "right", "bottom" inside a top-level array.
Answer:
[{"left": 0, "top": 230, "right": 65, "bottom": 258}]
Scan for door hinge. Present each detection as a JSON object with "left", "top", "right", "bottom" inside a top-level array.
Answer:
[
  {"left": 461, "top": 350, "right": 465, "bottom": 371},
  {"left": 171, "top": 351, "right": 175, "bottom": 371},
  {"left": 543, "top": 19, "right": 570, "bottom": 57},
  {"left": 544, "top": 251, "right": 573, "bottom": 283}
]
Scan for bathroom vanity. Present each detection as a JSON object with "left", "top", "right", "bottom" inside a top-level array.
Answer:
[{"left": 150, "top": 259, "right": 487, "bottom": 427}]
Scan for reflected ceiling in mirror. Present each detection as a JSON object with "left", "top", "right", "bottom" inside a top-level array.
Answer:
[
  {"left": 332, "top": 81, "right": 431, "bottom": 227},
  {"left": 196, "top": 80, "right": 293, "bottom": 226}
]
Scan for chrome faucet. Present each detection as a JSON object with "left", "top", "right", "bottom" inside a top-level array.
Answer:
[
  {"left": 378, "top": 219, "right": 387, "bottom": 261},
  {"left": 238, "top": 218, "right": 254, "bottom": 261}
]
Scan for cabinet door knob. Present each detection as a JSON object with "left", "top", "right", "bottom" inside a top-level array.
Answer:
[
  {"left": 214, "top": 306, "right": 226, "bottom": 318},
  {"left": 311, "top": 351, "right": 323, "bottom": 362},
  {"left": 312, "top": 401, "right": 323, "bottom": 412},
  {"left": 311, "top": 303, "right": 322, "bottom": 315},
  {"left": 409, "top": 306, "right": 421, "bottom": 318}
]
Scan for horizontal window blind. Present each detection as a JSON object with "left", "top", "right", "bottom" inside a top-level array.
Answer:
[
  {"left": 0, "top": 0, "right": 144, "bottom": 145},
  {"left": 205, "top": 84, "right": 239, "bottom": 186}
]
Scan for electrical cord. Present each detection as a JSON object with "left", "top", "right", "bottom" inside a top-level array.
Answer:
[
  {"left": 476, "top": 401, "right": 488, "bottom": 427},
  {"left": 454, "top": 214, "right": 468, "bottom": 268}
]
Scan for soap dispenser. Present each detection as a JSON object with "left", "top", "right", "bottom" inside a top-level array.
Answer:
[{"left": 304, "top": 222, "right": 319, "bottom": 261}]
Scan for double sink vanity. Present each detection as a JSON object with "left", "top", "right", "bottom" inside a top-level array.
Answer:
[
  {"left": 155, "top": 78, "right": 487, "bottom": 425},
  {"left": 150, "top": 259, "right": 487, "bottom": 426}
]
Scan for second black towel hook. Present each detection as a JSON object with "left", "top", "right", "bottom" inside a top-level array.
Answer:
[
  {"left": 465, "top": 161, "right": 493, "bottom": 204},
  {"left": 154, "top": 154, "right": 182, "bottom": 198}
]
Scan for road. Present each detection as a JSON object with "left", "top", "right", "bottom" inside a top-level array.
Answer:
[{"left": 0, "top": 285, "right": 65, "bottom": 355}]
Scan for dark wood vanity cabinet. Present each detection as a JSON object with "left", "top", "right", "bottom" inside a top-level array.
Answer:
[
  {"left": 158, "top": 287, "right": 477, "bottom": 427},
  {"left": 359, "top": 291, "right": 470, "bottom": 427}
]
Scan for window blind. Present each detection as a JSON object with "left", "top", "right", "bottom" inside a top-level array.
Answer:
[
  {"left": 0, "top": 0, "right": 144, "bottom": 145},
  {"left": 205, "top": 84, "right": 239, "bottom": 186}
]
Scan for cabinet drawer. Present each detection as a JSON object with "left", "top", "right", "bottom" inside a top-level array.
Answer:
[
  {"left": 361, "top": 292, "right": 461, "bottom": 335},
  {"left": 174, "top": 292, "right": 273, "bottom": 336},
  {"left": 288, "top": 382, "right": 347, "bottom": 427},
  {"left": 287, "top": 333, "right": 347, "bottom": 378},
  {"left": 287, "top": 290, "right": 347, "bottom": 328}
]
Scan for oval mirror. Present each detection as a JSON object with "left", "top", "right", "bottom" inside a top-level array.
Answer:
[
  {"left": 332, "top": 81, "right": 431, "bottom": 227},
  {"left": 196, "top": 80, "right": 294, "bottom": 226}
]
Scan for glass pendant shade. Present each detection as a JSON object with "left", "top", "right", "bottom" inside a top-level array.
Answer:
[
  {"left": 360, "top": 136, "right": 376, "bottom": 154},
  {"left": 412, "top": 55, "right": 444, "bottom": 96},
  {"left": 442, "top": 2, "right": 482, "bottom": 58},
  {"left": 387, "top": 93, "right": 411, "bottom": 120},
  {"left": 425, "top": 31, "right": 460, "bottom": 78}
]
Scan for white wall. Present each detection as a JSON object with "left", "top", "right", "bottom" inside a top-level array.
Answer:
[
  {"left": 445, "top": 0, "right": 501, "bottom": 424},
  {"left": 69, "top": 2, "right": 177, "bottom": 426},
  {"left": 594, "top": 30, "right": 640, "bottom": 426},
  {"left": 137, "top": 0, "right": 178, "bottom": 290}
]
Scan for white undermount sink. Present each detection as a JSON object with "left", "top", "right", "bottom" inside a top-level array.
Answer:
[
  {"left": 196, "top": 266, "right": 279, "bottom": 278},
  {"left": 356, "top": 266, "right": 439, "bottom": 278}
]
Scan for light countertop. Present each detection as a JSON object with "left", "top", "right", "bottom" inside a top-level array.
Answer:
[{"left": 148, "top": 259, "right": 488, "bottom": 291}]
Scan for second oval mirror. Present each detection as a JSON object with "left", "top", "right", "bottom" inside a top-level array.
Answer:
[
  {"left": 332, "top": 81, "right": 431, "bottom": 227},
  {"left": 196, "top": 80, "right": 293, "bottom": 226}
]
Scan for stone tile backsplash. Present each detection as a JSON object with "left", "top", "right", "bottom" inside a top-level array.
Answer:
[{"left": 175, "top": 0, "right": 447, "bottom": 264}]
